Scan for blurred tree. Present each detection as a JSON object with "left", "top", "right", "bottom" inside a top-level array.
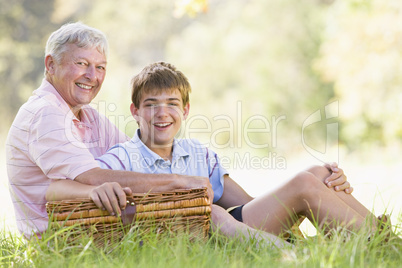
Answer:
[
  {"left": 0, "top": 0, "right": 59, "bottom": 134},
  {"left": 1, "top": 0, "right": 335, "bottom": 154},
  {"left": 2, "top": 0, "right": 399, "bottom": 156},
  {"left": 167, "top": 0, "right": 336, "bottom": 155},
  {"left": 174, "top": 0, "right": 208, "bottom": 18},
  {"left": 316, "top": 0, "right": 402, "bottom": 151}
]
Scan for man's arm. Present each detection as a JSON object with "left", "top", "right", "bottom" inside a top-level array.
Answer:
[
  {"left": 74, "top": 167, "right": 213, "bottom": 196},
  {"left": 214, "top": 175, "right": 253, "bottom": 209},
  {"left": 46, "top": 168, "right": 213, "bottom": 215},
  {"left": 46, "top": 179, "right": 132, "bottom": 216}
]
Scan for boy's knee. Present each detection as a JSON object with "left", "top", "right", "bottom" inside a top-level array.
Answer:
[
  {"left": 305, "top": 164, "right": 331, "bottom": 182},
  {"left": 291, "top": 171, "right": 322, "bottom": 195},
  {"left": 210, "top": 204, "right": 239, "bottom": 233},
  {"left": 211, "top": 205, "right": 230, "bottom": 223}
]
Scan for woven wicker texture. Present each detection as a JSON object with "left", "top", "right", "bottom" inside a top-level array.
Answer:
[{"left": 46, "top": 188, "right": 211, "bottom": 246}]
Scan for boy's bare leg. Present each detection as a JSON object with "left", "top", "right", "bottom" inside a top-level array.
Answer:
[
  {"left": 241, "top": 171, "right": 371, "bottom": 235},
  {"left": 306, "top": 165, "right": 377, "bottom": 224},
  {"left": 210, "top": 205, "right": 290, "bottom": 249}
]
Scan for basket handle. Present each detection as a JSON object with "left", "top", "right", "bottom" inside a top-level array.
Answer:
[{"left": 121, "top": 197, "right": 136, "bottom": 225}]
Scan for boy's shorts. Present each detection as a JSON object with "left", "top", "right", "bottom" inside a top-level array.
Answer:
[{"left": 227, "top": 205, "right": 245, "bottom": 222}]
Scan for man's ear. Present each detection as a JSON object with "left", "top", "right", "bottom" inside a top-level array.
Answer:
[
  {"left": 45, "top": 55, "right": 55, "bottom": 74},
  {"left": 183, "top": 103, "right": 190, "bottom": 120}
]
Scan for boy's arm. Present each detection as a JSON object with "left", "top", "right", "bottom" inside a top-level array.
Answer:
[{"left": 215, "top": 175, "right": 253, "bottom": 209}]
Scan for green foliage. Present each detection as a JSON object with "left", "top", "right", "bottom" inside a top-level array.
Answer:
[
  {"left": 166, "top": 0, "right": 335, "bottom": 155},
  {"left": 1, "top": 220, "right": 401, "bottom": 268},
  {"left": 1, "top": 0, "right": 401, "bottom": 154},
  {"left": 0, "top": 0, "right": 60, "bottom": 134},
  {"left": 316, "top": 0, "right": 402, "bottom": 151}
]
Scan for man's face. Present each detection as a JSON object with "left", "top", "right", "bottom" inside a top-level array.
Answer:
[
  {"left": 131, "top": 89, "right": 190, "bottom": 150},
  {"left": 46, "top": 43, "right": 107, "bottom": 110}
]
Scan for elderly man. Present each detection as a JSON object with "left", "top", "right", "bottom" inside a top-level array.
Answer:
[{"left": 6, "top": 22, "right": 212, "bottom": 239}]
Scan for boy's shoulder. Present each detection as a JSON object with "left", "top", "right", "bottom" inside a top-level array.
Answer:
[
  {"left": 175, "top": 138, "right": 209, "bottom": 153},
  {"left": 110, "top": 138, "right": 140, "bottom": 151}
]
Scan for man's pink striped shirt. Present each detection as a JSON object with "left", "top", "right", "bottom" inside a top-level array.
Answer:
[{"left": 6, "top": 79, "right": 128, "bottom": 238}]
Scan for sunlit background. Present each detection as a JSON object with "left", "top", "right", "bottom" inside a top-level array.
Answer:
[{"left": 1, "top": 0, "right": 401, "bottom": 235}]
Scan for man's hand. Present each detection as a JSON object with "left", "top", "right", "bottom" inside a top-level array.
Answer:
[
  {"left": 90, "top": 176, "right": 212, "bottom": 214},
  {"left": 323, "top": 162, "right": 353, "bottom": 194},
  {"left": 89, "top": 182, "right": 132, "bottom": 216}
]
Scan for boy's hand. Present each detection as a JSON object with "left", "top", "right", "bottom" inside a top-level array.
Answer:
[
  {"left": 199, "top": 178, "right": 214, "bottom": 205},
  {"left": 194, "top": 177, "right": 214, "bottom": 205},
  {"left": 89, "top": 182, "right": 132, "bottom": 216},
  {"left": 181, "top": 175, "right": 214, "bottom": 205},
  {"left": 206, "top": 185, "right": 214, "bottom": 205},
  {"left": 323, "top": 162, "right": 353, "bottom": 194}
]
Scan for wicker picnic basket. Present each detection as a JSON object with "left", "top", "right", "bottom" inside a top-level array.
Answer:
[{"left": 46, "top": 188, "right": 211, "bottom": 246}]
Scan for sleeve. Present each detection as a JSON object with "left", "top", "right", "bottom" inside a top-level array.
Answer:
[
  {"left": 98, "top": 111, "right": 130, "bottom": 149},
  {"left": 95, "top": 145, "right": 132, "bottom": 171},
  {"left": 28, "top": 106, "right": 99, "bottom": 180},
  {"left": 206, "top": 148, "right": 228, "bottom": 203}
]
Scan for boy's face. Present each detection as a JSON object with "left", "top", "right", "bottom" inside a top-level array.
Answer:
[{"left": 131, "top": 89, "right": 189, "bottom": 150}]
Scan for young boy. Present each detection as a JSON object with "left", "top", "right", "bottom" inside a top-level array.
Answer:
[
  {"left": 96, "top": 62, "right": 225, "bottom": 203},
  {"left": 92, "top": 62, "right": 383, "bottom": 246}
]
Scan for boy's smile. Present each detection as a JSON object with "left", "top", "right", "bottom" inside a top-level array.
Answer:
[{"left": 131, "top": 89, "right": 189, "bottom": 157}]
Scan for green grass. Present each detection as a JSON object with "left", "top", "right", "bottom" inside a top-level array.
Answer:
[{"left": 1, "top": 218, "right": 401, "bottom": 268}]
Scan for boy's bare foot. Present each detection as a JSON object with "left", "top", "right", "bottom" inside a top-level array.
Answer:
[{"left": 377, "top": 214, "right": 391, "bottom": 243}]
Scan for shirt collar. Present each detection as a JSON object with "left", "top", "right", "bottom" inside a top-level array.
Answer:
[
  {"left": 172, "top": 139, "right": 189, "bottom": 160},
  {"left": 131, "top": 129, "right": 189, "bottom": 166}
]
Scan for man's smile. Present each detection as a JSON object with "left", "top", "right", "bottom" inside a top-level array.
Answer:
[{"left": 76, "top": 83, "right": 93, "bottom": 90}]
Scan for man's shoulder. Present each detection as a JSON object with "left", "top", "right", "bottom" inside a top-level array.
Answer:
[
  {"left": 19, "top": 88, "right": 67, "bottom": 117},
  {"left": 10, "top": 96, "right": 65, "bottom": 133}
]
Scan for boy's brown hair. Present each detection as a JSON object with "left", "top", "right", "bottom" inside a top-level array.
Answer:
[{"left": 131, "top": 62, "right": 191, "bottom": 108}]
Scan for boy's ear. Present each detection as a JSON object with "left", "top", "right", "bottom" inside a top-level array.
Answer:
[
  {"left": 130, "top": 103, "right": 139, "bottom": 118},
  {"left": 183, "top": 103, "right": 190, "bottom": 120},
  {"left": 130, "top": 103, "right": 142, "bottom": 127}
]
